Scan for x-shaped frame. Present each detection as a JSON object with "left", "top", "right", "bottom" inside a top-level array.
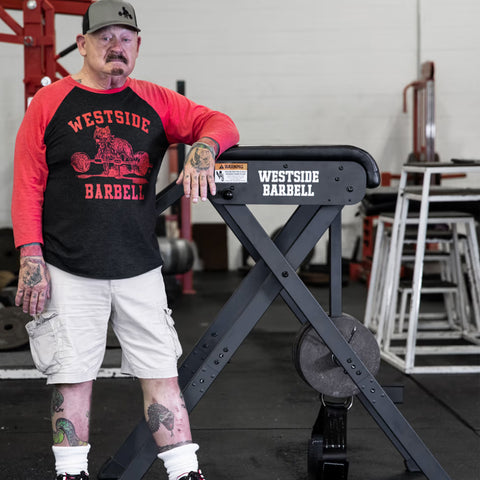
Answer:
[{"left": 99, "top": 148, "right": 451, "bottom": 480}]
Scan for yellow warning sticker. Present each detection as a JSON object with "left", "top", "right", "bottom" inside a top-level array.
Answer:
[{"left": 215, "top": 163, "right": 248, "bottom": 183}]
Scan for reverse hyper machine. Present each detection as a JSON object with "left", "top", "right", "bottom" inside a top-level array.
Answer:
[{"left": 98, "top": 145, "right": 452, "bottom": 480}]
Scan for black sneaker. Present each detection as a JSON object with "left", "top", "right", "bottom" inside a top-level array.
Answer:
[
  {"left": 56, "top": 472, "right": 89, "bottom": 480},
  {"left": 178, "top": 470, "right": 205, "bottom": 480}
]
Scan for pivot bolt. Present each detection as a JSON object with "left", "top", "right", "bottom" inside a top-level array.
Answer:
[{"left": 222, "top": 190, "right": 234, "bottom": 200}]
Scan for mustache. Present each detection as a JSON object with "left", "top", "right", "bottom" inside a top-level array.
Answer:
[{"left": 106, "top": 53, "right": 128, "bottom": 64}]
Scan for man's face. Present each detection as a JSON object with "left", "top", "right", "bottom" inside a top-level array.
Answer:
[{"left": 77, "top": 25, "right": 141, "bottom": 80}]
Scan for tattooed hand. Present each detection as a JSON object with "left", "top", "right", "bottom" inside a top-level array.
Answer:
[
  {"left": 176, "top": 138, "right": 218, "bottom": 203},
  {"left": 15, "top": 244, "right": 51, "bottom": 316}
]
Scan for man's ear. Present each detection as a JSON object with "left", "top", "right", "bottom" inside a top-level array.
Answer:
[
  {"left": 136, "top": 35, "right": 142, "bottom": 54},
  {"left": 76, "top": 34, "right": 87, "bottom": 56}
]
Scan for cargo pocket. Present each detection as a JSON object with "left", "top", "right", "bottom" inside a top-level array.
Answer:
[
  {"left": 164, "top": 308, "right": 183, "bottom": 359},
  {"left": 25, "top": 315, "right": 62, "bottom": 375}
]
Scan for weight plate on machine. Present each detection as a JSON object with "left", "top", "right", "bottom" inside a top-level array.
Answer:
[
  {"left": 293, "top": 314, "right": 380, "bottom": 397},
  {"left": 0, "top": 306, "right": 30, "bottom": 350}
]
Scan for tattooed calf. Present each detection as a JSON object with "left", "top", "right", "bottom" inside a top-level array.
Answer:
[
  {"left": 147, "top": 403, "right": 175, "bottom": 436},
  {"left": 53, "top": 418, "right": 88, "bottom": 446},
  {"left": 51, "top": 388, "right": 64, "bottom": 415}
]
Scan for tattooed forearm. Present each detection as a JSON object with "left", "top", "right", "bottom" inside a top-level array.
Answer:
[
  {"left": 51, "top": 388, "right": 65, "bottom": 416},
  {"left": 53, "top": 418, "right": 88, "bottom": 446},
  {"left": 147, "top": 403, "right": 175, "bottom": 436}
]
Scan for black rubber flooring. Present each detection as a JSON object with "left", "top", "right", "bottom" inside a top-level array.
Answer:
[{"left": 1, "top": 271, "right": 479, "bottom": 480}]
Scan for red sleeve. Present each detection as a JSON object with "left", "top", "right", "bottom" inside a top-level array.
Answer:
[
  {"left": 11, "top": 80, "right": 73, "bottom": 248},
  {"left": 130, "top": 80, "right": 239, "bottom": 154}
]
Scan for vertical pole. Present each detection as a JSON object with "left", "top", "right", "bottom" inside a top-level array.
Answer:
[
  {"left": 23, "top": 0, "right": 44, "bottom": 108},
  {"left": 413, "top": 87, "right": 419, "bottom": 157},
  {"left": 43, "top": 0, "right": 56, "bottom": 82},
  {"left": 176, "top": 80, "right": 196, "bottom": 294},
  {"left": 425, "top": 79, "right": 435, "bottom": 163}
]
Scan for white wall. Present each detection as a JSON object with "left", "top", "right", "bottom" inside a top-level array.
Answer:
[
  {"left": 0, "top": 1, "right": 478, "bottom": 269},
  {"left": 420, "top": 0, "right": 480, "bottom": 163}
]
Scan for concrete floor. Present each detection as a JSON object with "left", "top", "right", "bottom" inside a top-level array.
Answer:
[{"left": 0, "top": 271, "right": 479, "bottom": 480}]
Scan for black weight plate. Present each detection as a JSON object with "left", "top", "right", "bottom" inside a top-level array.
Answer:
[
  {"left": 0, "top": 306, "right": 30, "bottom": 350},
  {"left": 158, "top": 238, "right": 194, "bottom": 275},
  {"left": 294, "top": 314, "right": 380, "bottom": 397}
]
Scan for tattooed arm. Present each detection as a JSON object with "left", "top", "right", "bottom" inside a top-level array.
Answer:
[
  {"left": 15, "top": 243, "right": 51, "bottom": 316},
  {"left": 176, "top": 137, "right": 219, "bottom": 203}
]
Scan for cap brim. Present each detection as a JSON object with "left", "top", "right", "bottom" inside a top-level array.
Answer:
[{"left": 86, "top": 21, "right": 141, "bottom": 34}]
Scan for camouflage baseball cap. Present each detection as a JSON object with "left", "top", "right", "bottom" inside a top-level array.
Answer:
[{"left": 83, "top": 0, "right": 140, "bottom": 34}]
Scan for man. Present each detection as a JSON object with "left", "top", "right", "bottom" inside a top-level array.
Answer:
[{"left": 11, "top": 1, "right": 239, "bottom": 479}]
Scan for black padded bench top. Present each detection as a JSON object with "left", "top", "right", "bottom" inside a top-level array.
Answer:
[{"left": 219, "top": 145, "right": 380, "bottom": 189}]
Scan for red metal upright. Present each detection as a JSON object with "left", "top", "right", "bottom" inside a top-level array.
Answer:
[
  {"left": 0, "top": 0, "right": 92, "bottom": 109},
  {"left": 403, "top": 61, "right": 436, "bottom": 164}
]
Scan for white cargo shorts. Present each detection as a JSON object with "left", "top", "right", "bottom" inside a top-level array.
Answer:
[{"left": 25, "top": 264, "right": 182, "bottom": 384}]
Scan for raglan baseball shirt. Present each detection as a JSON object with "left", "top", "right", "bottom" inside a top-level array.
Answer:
[{"left": 11, "top": 76, "right": 239, "bottom": 279}]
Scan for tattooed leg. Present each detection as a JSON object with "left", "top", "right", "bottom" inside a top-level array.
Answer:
[
  {"left": 147, "top": 403, "right": 175, "bottom": 436},
  {"left": 51, "top": 388, "right": 65, "bottom": 415},
  {"left": 53, "top": 418, "right": 88, "bottom": 446},
  {"left": 51, "top": 382, "right": 92, "bottom": 446},
  {"left": 140, "top": 377, "right": 193, "bottom": 450}
]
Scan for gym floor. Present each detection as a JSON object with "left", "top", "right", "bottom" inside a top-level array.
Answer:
[{"left": 0, "top": 271, "right": 478, "bottom": 480}]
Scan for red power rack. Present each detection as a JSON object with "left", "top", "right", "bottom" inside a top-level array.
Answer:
[{"left": 0, "top": 0, "right": 92, "bottom": 109}]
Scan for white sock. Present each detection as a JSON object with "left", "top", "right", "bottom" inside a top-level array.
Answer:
[
  {"left": 157, "top": 443, "right": 199, "bottom": 480},
  {"left": 52, "top": 444, "right": 90, "bottom": 476}
]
